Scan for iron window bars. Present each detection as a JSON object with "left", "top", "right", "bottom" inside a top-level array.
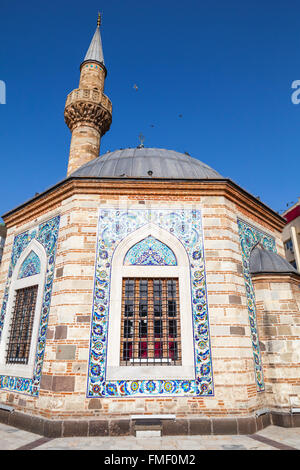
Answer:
[
  {"left": 6, "top": 285, "right": 38, "bottom": 364},
  {"left": 120, "top": 278, "right": 181, "bottom": 366}
]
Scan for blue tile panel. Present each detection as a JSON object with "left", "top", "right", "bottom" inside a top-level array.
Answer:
[
  {"left": 0, "top": 216, "right": 60, "bottom": 396},
  {"left": 88, "top": 208, "right": 214, "bottom": 398},
  {"left": 237, "top": 218, "right": 276, "bottom": 392},
  {"left": 124, "top": 236, "right": 177, "bottom": 266},
  {"left": 17, "top": 250, "right": 41, "bottom": 279}
]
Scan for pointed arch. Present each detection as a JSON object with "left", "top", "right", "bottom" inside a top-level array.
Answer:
[
  {"left": 106, "top": 222, "right": 195, "bottom": 382},
  {"left": 112, "top": 222, "right": 190, "bottom": 270},
  {"left": 0, "top": 238, "right": 47, "bottom": 378},
  {"left": 124, "top": 236, "right": 177, "bottom": 266},
  {"left": 13, "top": 239, "right": 47, "bottom": 284},
  {"left": 18, "top": 250, "right": 41, "bottom": 279}
]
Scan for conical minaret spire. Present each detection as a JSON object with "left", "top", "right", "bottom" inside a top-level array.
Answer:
[
  {"left": 83, "top": 13, "right": 105, "bottom": 66},
  {"left": 64, "top": 14, "right": 112, "bottom": 175}
]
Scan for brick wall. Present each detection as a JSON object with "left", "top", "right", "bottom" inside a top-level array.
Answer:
[{"left": 0, "top": 190, "right": 291, "bottom": 421}]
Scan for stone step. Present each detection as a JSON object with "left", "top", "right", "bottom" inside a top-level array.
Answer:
[
  {"left": 135, "top": 425, "right": 161, "bottom": 431},
  {"left": 136, "top": 430, "right": 161, "bottom": 438},
  {"left": 134, "top": 418, "right": 162, "bottom": 437},
  {"left": 134, "top": 419, "right": 162, "bottom": 427}
]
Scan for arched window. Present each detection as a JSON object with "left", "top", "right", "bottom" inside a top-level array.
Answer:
[
  {"left": 106, "top": 223, "right": 195, "bottom": 382},
  {"left": 121, "top": 237, "right": 179, "bottom": 365},
  {"left": 0, "top": 240, "right": 47, "bottom": 378}
]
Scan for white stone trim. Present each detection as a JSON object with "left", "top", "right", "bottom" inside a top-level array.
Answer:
[
  {"left": 106, "top": 223, "right": 195, "bottom": 381},
  {"left": 0, "top": 239, "right": 47, "bottom": 378}
]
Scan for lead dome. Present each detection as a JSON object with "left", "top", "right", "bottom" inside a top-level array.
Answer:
[{"left": 69, "top": 148, "right": 223, "bottom": 180}]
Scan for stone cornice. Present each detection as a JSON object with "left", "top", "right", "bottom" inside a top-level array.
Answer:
[
  {"left": 80, "top": 60, "right": 107, "bottom": 77},
  {"left": 251, "top": 272, "right": 300, "bottom": 283},
  {"left": 2, "top": 178, "right": 286, "bottom": 232}
]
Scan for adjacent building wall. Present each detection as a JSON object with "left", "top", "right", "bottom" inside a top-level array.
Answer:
[{"left": 282, "top": 198, "right": 300, "bottom": 271}]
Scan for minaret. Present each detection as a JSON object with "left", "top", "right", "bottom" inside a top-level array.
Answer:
[{"left": 64, "top": 14, "right": 112, "bottom": 176}]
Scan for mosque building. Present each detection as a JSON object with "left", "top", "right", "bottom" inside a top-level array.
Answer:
[{"left": 0, "top": 16, "right": 299, "bottom": 437}]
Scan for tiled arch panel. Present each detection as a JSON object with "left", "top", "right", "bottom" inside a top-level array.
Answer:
[
  {"left": 237, "top": 218, "right": 276, "bottom": 392},
  {"left": 18, "top": 250, "right": 41, "bottom": 279},
  {"left": 124, "top": 235, "right": 177, "bottom": 266},
  {"left": 0, "top": 216, "right": 60, "bottom": 396},
  {"left": 88, "top": 207, "right": 214, "bottom": 398}
]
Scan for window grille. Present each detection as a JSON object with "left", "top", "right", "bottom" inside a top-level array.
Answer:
[
  {"left": 284, "top": 239, "right": 294, "bottom": 253},
  {"left": 6, "top": 285, "right": 38, "bottom": 364},
  {"left": 120, "top": 278, "right": 181, "bottom": 366}
]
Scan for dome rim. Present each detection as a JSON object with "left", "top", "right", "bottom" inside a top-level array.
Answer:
[{"left": 69, "top": 147, "right": 224, "bottom": 180}]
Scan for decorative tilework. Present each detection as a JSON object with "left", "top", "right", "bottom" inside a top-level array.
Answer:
[
  {"left": 17, "top": 251, "right": 41, "bottom": 279},
  {"left": 237, "top": 218, "right": 276, "bottom": 392},
  {"left": 88, "top": 208, "right": 214, "bottom": 398},
  {"left": 124, "top": 236, "right": 177, "bottom": 266},
  {"left": 0, "top": 216, "right": 60, "bottom": 396}
]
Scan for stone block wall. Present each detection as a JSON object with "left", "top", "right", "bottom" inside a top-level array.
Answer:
[
  {"left": 253, "top": 273, "right": 300, "bottom": 411},
  {"left": 67, "top": 126, "right": 101, "bottom": 175},
  {"left": 0, "top": 191, "right": 290, "bottom": 423}
]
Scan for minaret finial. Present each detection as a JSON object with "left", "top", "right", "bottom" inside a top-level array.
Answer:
[
  {"left": 138, "top": 133, "right": 145, "bottom": 148},
  {"left": 81, "top": 13, "right": 105, "bottom": 68}
]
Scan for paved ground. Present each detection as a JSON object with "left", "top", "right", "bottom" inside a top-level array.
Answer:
[{"left": 0, "top": 423, "right": 299, "bottom": 450}]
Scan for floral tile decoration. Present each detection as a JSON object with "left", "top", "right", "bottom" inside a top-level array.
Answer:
[
  {"left": 17, "top": 250, "right": 41, "bottom": 279},
  {"left": 88, "top": 208, "right": 214, "bottom": 397},
  {"left": 0, "top": 216, "right": 60, "bottom": 396},
  {"left": 237, "top": 218, "right": 276, "bottom": 392},
  {"left": 124, "top": 235, "right": 177, "bottom": 266}
]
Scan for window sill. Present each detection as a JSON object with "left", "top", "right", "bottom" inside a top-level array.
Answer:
[
  {"left": 106, "top": 365, "right": 195, "bottom": 381},
  {"left": 0, "top": 363, "right": 34, "bottom": 379}
]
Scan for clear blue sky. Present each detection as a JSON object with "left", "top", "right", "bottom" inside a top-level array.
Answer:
[{"left": 1, "top": 0, "right": 300, "bottom": 221}]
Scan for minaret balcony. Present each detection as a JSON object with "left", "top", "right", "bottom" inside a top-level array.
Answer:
[
  {"left": 64, "top": 88, "right": 112, "bottom": 134},
  {"left": 65, "top": 88, "right": 112, "bottom": 115}
]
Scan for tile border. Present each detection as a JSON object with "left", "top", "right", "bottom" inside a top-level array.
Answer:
[
  {"left": 0, "top": 216, "right": 61, "bottom": 396},
  {"left": 88, "top": 207, "right": 214, "bottom": 398},
  {"left": 237, "top": 218, "right": 276, "bottom": 392}
]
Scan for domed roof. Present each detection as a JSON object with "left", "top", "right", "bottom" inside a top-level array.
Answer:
[
  {"left": 69, "top": 148, "right": 223, "bottom": 180},
  {"left": 249, "top": 246, "right": 298, "bottom": 275}
]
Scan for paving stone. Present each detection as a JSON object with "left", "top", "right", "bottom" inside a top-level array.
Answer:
[
  {"left": 0, "top": 423, "right": 299, "bottom": 450},
  {"left": 222, "top": 444, "right": 247, "bottom": 450}
]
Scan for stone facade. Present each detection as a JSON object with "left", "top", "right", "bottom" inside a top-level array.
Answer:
[{"left": 0, "top": 178, "right": 298, "bottom": 436}]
